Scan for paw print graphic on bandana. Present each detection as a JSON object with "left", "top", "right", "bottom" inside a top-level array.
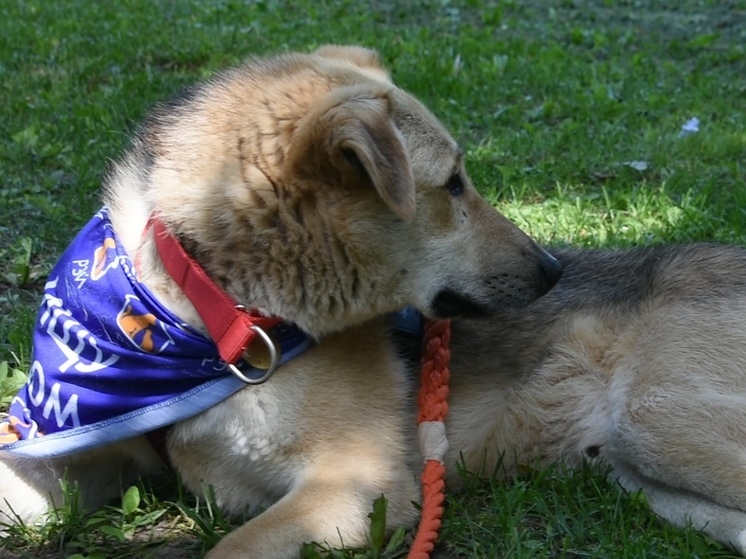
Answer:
[
  {"left": 91, "top": 237, "right": 118, "bottom": 281},
  {"left": 0, "top": 414, "right": 42, "bottom": 444},
  {"left": 116, "top": 295, "right": 175, "bottom": 354}
]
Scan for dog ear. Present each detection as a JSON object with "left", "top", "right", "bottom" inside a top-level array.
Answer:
[
  {"left": 287, "top": 87, "right": 416, "bottom": 221},
  {"left": 330, "top": 94, "right": 416, "bottom": 221},
  {"left": 313, "top": 45, "right": 385, "bottom": 72}
]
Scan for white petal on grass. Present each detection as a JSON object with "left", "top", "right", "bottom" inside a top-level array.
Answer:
[
  {"left": 623, "top": 160, "right": 649, "bottom": 171},
  {"left": 678, "top": 117, "right": 700, "bottom": 137},
  {"left": 453, "top": 54, "right": 462, "bottom": 75}
]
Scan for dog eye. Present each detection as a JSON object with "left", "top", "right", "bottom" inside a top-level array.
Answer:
[{"left": 445, "top": 173, "right": 464, "bottom": 196}]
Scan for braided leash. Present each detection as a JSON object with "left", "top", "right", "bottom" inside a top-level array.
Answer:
[{"left": 407, "top": 319, "right": 452, "bottom": 559}]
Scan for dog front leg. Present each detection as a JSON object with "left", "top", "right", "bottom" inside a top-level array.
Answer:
[
  {"left": 0, "top": 454, "right": 60, "bottom": 527},
  {"left": 206, "top": 456, "right": 420, "bottom": 559},
  {"left": 0, "top": 436, "right": 161, "bottom": 529}
]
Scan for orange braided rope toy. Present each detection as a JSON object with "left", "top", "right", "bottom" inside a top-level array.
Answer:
[{"left": 407, "top": 318, "right": 451, "bottom": 559}]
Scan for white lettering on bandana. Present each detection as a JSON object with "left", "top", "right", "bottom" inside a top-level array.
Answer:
[{"left": 0, "top": 208, "right": 312, "bottom": 458}]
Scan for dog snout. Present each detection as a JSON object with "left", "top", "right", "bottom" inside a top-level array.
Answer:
[{"left": 537, "top": 249, "right": 563, "bottom": 294}]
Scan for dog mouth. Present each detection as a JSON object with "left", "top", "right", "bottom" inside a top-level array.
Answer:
[{"left": 430, "top": 288, "right": 492, "bottom": 319}]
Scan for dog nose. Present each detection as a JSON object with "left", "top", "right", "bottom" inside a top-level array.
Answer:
[{"left": 539, "top": 249, "right": 563, "bottom": 291}]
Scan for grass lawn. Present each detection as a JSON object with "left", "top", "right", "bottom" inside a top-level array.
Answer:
[{"left": 1, "top": 0, "right": 745, "bottom": 557}]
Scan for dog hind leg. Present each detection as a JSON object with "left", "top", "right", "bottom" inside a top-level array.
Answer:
[
  {"left": 608, "top": 385, "right": 746, "bottom": 511},
  {"left": 604, "top": 379, "right": 746, "bottom": 553},
  {"left": 611, "top": 461, "right": 746, "bottom": 554}
]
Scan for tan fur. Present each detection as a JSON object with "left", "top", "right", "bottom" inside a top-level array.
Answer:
[
  {"left": 0, "top": 46, "right": 560, "bottom": 558},
  {"left": 3, "top": 45, "right": 746, "bottom": 557},
  {"left": 444, "top": 245, "right": 746, "bottom": 554}
]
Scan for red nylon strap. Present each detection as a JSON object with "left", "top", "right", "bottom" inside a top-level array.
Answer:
[{"left": 151, "top": 217, "right": 283, "bottom": 364}]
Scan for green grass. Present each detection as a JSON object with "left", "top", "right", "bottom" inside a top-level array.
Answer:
[{"left": 1, "top": 0, "right": 745, "bottom": 557}]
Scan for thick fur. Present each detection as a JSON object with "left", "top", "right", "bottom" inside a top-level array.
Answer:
[
  {"left": 444, "top": 244, "right": 746, "bottom": 554},
  {"left": 5, "top": 45, "right": 744, "bottom": 557},
  {"left": 0, "top": 46, "right": 560, "bottom": 558}
]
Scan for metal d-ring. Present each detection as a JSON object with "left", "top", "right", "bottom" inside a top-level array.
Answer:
[{"left": 228, "top": 325, "right": 279, "bottom": 384}]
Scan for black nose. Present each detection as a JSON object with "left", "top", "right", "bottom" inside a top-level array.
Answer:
[{"left": 539, "top": 250, "right": 563, "bottom": 292}]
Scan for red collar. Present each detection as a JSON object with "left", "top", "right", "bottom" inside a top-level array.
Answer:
[{"left": 151, "top": 217, "right": 283, "bottom": 366}]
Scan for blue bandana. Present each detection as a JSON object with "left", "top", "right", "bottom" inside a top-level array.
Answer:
[{"left": 0, "top": 208, "right": 312, "bottom": 458}]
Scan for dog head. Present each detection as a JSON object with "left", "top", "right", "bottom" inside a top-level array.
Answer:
[{"left": 107, "top": 45, "right": 561, "bottom": 336}]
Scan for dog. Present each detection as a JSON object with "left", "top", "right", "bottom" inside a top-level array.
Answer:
[
  {"left": 442, "top": 243, "right": 746, "bottom": 555},
  {"left": 0, "top": 45, "right": 561, "bottom": 558}
]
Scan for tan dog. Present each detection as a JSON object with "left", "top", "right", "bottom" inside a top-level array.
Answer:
[
  {"left": 443, "top": 244, "right": 746, "bottom": 555},
  {"left": 0, "top": 46, "right": 560, "bottom": 558}
]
